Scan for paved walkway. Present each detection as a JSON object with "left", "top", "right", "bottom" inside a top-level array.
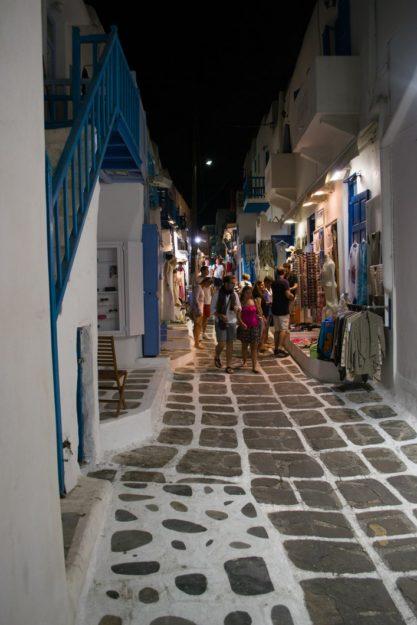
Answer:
[{"left": 79, "top": 327, "right": 417, "bottom": 625}]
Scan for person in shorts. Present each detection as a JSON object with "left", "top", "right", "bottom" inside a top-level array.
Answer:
[
  {"left": 191, "top": 277, "right": 212, "bottom": 349},
  {"left": 201, "top": 277, "right": 213, "bottom": 339},
  {"left": 271, "top": 266, "right": 294, "bottom": 358},
  {"left": 211, "top": 274, "right": 241, "bottom": 373},
  {"left": 283, "top": 262, "right": 298, "bottom": 313}
]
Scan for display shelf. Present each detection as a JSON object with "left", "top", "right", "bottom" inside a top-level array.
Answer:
[{"left": 97, "top": 244, "right": 124, "bottom": 336}]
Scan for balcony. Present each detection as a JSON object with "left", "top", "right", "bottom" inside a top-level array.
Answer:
[
  {"left": 242, "top": 176, "right": 269, "bottom": 213},
  {"left": 265, "top": 153, "right": 299, "bottom": 215},
  {"left": 291, "top": 56, "right": 361, "bottom": 165}
]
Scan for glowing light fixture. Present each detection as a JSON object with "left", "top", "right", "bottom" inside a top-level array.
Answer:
[
  {"left": 195, "top": 236, "right": 202, "bottom": 243},
  {"left": 284, "top": 219, "right": 297, "bottom": 225},
  {"left": 311, "top": 190, "right": 327, "bottom": 198},
  {"left": 329, "top": 168, "right": 347, "bottom": 182},
  {"left": 303, "top": 201, "right": 315, "bottom": 207},
  {"left": 205, "top": 160, "right": 213, "bottom": 166}
]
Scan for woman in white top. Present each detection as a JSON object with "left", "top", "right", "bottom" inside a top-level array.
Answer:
[{"left": 213, "top": 258, "right": 225, "bottom": 287}]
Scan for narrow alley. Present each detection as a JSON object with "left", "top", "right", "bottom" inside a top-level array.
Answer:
[
  {"left": 5, "top": 2, "right": 417, "bottom": 625},
  {"left": 78, "top": 326, "right": 417, "bottom": 625}
]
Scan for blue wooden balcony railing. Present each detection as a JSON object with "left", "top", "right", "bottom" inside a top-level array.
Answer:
[
  {"left": 159, "top": 189, "right": 184, "bottom": 228},
  {"left": 243, "top": 176, "right": 265, "bottom": 201},
  {"left": 46, "top": 26, "right": 142, "bottom": 494}
]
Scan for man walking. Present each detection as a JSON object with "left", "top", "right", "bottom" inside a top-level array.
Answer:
[
  {"left": 213, "top": 257, "right": 225, "bottom": 287},
  {"left": 271, "top": 266, "right": 294, "bottom": 358},
  {"left": 211, "top": 275, "right": 241, "bottom": 373}
]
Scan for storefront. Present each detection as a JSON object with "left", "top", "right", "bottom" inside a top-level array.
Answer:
[{"left": 283, "top": 137, "right": 387, "bottom": 384}]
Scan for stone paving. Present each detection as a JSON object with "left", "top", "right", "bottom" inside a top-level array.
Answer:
[
  {"left": 99, "top": 369, "right": 157, "bottom": 421},
  {"left": 80, "top": 327, "right": 417, "bottom": 625}
]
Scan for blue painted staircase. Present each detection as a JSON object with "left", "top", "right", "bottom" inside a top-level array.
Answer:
[{"left": 45, "top": 26, "right": 144, "bottom": 494}]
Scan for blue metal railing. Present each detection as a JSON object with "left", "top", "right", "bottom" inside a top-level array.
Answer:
[
  {"left": 46, "top": 26, "right": 142, "bottom": 494},
  {"left": 49, "top": 26, "right": 141, "bottom": 313},
  {"left": 243, "top": 176, "right": 265, "bottom": 201}
]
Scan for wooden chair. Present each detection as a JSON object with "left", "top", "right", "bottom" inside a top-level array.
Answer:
[{"left": 98, "top": 336, "right": 127, "bottom": 417}]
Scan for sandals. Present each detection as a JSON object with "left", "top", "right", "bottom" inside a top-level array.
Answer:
[
  {"left": 225, "top": 366, "right": 234, "bottom": 374},
  {"left": 214, "top": 357, "right": 222, "bottom": 369}
]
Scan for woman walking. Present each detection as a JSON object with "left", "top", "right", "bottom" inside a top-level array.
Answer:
[
  {"left": 237, "top": 286, "right": 262, "bottom": 373},
  {"left": 252, "top": 281, "right": 269, "bottom": 352}
]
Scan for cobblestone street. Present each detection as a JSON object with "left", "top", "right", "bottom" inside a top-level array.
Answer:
[{"left": 80, "top": 329, "right": 417, "bottom": 625}]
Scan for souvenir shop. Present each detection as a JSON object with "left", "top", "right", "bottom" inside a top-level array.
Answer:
[
  {"left": 239, "top": 234, "right": 295, "bottom": 283},
  {"left": 282, "top": 159, "right": 386, "bottom": 385},
  {"left": 160, "top": 228, "right": 190, "bottom": 323}
]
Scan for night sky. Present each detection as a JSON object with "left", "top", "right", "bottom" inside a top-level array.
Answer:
[{"left": 89, "top": 1, "right": 316, "bottom": 224}]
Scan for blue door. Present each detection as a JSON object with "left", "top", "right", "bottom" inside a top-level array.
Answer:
[
  {"left": 142, "top": 224, "right": 160, "bottom": 356},
  {"left": 349, "top": 189, "right": 370, "bottom": 246}
]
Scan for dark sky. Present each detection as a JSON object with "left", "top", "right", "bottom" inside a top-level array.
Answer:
[{"left": 89, "top": 1, "right": 316, "bottom": 224}]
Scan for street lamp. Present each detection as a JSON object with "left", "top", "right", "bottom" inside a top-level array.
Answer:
[{"left": 205, "top": 159, "right": 213, "bottom": 166}]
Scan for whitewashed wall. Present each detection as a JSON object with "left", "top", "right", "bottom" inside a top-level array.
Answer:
[
  {"left": 237, "top": 212, "right": 258, "bottom": 242},
  {"left": 98, "top": 183, "right": 145, "bottom": 367},
  {"left": 57, "top": 184, "right": 101, "bottom": 492},
  {"left": 0, "top": 2, "right": 70, "bottom": 623},
  {"left": 43, "top": 0, "right": 103, "bottom": 80},
  {"left": 371, "top": 0, "right": 417, "bottom": 413}
]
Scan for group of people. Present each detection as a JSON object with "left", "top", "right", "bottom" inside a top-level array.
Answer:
[{"left": 191, "top": 263, "right": 298, "bottom": 374}]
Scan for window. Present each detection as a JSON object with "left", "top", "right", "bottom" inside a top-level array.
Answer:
[{"left": 349, "top": 189, "right": 370, "bottom": 246}]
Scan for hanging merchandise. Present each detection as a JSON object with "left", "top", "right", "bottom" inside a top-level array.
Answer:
[
  {"left": 258, "top": 240, "right": 275, "bottom": 280},
  {"left": 342, "top": 311, "right": 385, "bottom": 380},
  {"left": 357, "top": 239, "right": 368, "bottom": 306},
  {"left": 258, "top": 240, "right": 275, "bottom": 268},
  {"left": 324, "top": 224, "right": 333, "bottom": 252},
  {"left": 330, "top": 222, "right": 340, "bottom": 298},
  {"left": 274, "top": 240, "right": 287, "bottom": 266},
  {"left": 348, "top": 241, "right": 360, "bottom": 303},
  {"left": 317, "top": 316, "right": 336, "bottom": 360},
  {"left": 369, "top": 264, "right": 384, "bottom": 299},
  {"left": 292, "top": 251, "right": 324, "bottom": 323},
  {"left": 321, "top": 254, "right": 338, "bottom": 312},
  {"left": 368, "top": 231, "right": 382, "bottom": 266},
  {"left": 241, "top": 242, "right": 257, "bottom": 283}
]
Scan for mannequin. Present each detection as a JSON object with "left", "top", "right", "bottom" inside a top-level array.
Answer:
[
  {"left": 321, "top": 254, "right": 338, "bottom": 313},
  {"left": 177, "top": 262, "right": 186, "bottom": 301},
  {"left": 162, "top": 255, "right": 177, "bottom": 322},
  {"left": 172, "top": 269, "right": 181, "bottom": 306}
]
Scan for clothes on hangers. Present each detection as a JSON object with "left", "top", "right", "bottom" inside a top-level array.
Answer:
[
  {"left": 348, "top": 242, "right": 360, "bottom": 303},
  {"left": 274, "top": 240, "right": 287, "bottom": 266},
  {"left": 357, "top": 239, "right": 368, "bottom": 306},
  {"left": 330, "top": 309, "right": 385, "bottom": 381},
  {"left": 368, "top": 231, "right": 382, "bottom": 266}
]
